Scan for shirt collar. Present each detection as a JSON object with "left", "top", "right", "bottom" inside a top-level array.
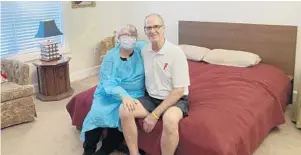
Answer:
[
  {"left": 148, "top": 39, "right": 168, "bottom": 55},
  {"left": 120, "top": 50, "right": 134, "bottom": 61}
]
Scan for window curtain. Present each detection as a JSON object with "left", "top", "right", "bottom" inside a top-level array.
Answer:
[{"left": 1, "top": 1, "right": 63, "bottom": 56}]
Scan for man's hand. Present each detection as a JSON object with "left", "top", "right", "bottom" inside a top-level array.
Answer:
[
  {"left": 122, "top": 96, "right": 136, "bottom": 112},
  {"left": 143, "top": 113, "right": 158, "bottom": 133}
]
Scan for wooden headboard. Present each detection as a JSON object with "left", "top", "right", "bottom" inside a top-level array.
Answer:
[{"left": 178, "top": 21, "right": 298, "bottom": 76}]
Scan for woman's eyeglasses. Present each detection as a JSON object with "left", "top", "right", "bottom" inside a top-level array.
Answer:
[
  {"left": 120, "top": 33, "right": 137, "bottom": 39},
  {"left": 144, "top": 25, "right": 163, "bottom": 32}
]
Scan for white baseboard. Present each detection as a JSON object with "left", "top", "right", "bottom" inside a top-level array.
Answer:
[
  {"left": 33, "top": 65, "right": 100, "bottom": 93},
  {"left": 293, "top": 90, "right": 298, "bottom": 103}
]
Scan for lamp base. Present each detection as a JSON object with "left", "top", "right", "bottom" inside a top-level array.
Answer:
[
  {"left": 39, "top": 41, "right": 61, "bottom": 61},
  {"left": 40, "top": 55, "right": 61, "bottom": 62},
  {"left": 40, "top": 54, "right": 61, "bottom": 62}
]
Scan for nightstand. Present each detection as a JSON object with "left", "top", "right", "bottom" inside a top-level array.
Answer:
[{"left": 33, "top": 56, "right": 73, "bottom": 101}]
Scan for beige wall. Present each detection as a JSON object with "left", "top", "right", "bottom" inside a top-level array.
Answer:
[
  {"left": 62, "top": 1, "right": 121, "bottom": 73},
  {"left": 14, "top": 1, "right": 300, "bottom": 92},
  {"left": 119, "top": 1, "right": 301, "bottom": 91}
]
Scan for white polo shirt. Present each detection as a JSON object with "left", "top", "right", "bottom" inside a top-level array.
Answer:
[{"left": 141, "top": 40, "right": 190, "bottom": 100}]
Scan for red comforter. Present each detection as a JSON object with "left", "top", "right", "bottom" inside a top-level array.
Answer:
[
  {"left": 66, "top": 86, "right": 96, "bottom": 128},
  {"left": 66, "top": 61, "right": 291, "bottom": 155}
]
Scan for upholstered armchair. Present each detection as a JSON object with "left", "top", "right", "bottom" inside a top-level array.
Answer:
[{"left": 1, "top": 59, "right": 37, "bottom": 129}]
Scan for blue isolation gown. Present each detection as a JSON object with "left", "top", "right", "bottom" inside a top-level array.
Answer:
[{"left": 80, "top": 41, "right": 148, "bottom": 141}]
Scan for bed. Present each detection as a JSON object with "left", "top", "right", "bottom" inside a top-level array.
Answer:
[{"left": 66, "top": 21, "right": 297, "bottom": 155}]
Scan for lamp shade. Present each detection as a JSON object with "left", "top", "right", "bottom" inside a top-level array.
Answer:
[{"left": 35, "top": 20, "right": 63, "bottom": 38}]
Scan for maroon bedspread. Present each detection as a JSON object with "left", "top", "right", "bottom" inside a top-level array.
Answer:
[
  {"left": 66, "top": 61, "right": 291, "bottom": 155},
  {"left": 66, "top": 86, "right": 97, "bottom": 128},
  {"left": 137, "top": 61, "right": 291, "bottom": 155}
]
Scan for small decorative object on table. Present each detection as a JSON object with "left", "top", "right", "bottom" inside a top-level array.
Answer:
[
  {"left": 40, "top": 41, "right": 61, "bottom": 61},
  {"left": 35, "top": 19, "right": 63, "bottom": 61}
]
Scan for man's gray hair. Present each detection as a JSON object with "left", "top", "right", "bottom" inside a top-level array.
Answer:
[
  {"left": 116, "top": 24, "right": 138, "bottom": 38},
  {"left": 145, "top": 13, "right": 165, "bottom": 26}
]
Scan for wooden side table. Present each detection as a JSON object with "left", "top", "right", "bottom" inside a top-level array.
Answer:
[{"left": 33, "top": 56, "right": 74, "bottom": 101}]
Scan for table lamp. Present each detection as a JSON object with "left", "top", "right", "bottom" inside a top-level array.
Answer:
[{"left": 35, "top": 20, "right": 63, "bottom": 61}]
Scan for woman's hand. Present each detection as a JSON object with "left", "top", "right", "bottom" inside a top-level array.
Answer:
[{"left": 122, "top": 96, "right": 136, "bottom": 112}]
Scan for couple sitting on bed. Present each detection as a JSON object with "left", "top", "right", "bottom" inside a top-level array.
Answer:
[{"left": 81, "top": 13, "right": 190, "bottom": 155}]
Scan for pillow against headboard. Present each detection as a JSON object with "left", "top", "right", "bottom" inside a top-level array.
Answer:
[
  {"left": 203, "top": 49, "right": 262, "bottom": 67},
  {"left": 179, "top": 44, "right": 210, "bottom": 61}
]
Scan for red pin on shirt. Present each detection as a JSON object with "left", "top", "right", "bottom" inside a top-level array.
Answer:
[{"left": 163, "top": 63, "right": 168, "bottom": 70}]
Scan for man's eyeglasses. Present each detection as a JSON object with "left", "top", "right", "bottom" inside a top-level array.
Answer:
[{"left": 144, "top": 25, "right": 163, "bottom": 32}]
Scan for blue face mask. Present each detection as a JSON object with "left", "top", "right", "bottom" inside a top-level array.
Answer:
[{"left": 120, "top": 36, "right": 136, "bottom": 51}]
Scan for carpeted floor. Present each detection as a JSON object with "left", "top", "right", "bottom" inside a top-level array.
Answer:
[{"left": 1, "top": 75, "right": 301, "bottom": 155}]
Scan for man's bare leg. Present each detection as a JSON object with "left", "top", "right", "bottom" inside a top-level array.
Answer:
[
  {"left": 119, "top": 102, "right": 149, "bottom": 155},
  {"left": 161, "top": 107, "right": 183, "bottom": 155}
]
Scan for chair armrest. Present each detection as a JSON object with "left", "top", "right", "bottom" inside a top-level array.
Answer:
[{"left": 1, "top": 59, "right": 30, "bottom": 85}]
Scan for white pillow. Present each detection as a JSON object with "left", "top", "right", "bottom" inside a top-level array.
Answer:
[
  {"left": 203, "top": 49, "right": 261, "bottom": 67},
  {"left": 179, "top": 44, "right": 210, "bottom": 61}
]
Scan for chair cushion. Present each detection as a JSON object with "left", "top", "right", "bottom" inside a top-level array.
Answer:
[
  {"left": 1, "top": 82, "right": 34, "bottom": 102},
  {"left": 1, "top": 96, "right": 36, "bottom": 129}
]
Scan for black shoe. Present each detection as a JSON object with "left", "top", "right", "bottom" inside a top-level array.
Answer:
[
  {"left": 139, "top": 149, "right": 146, "bottom": 155},
  {"left": 82, "top": 149, "right": 95, "bottom": 155},
  {"left": 117, "top": 143, "right": 129, "bottom": 154},
  {"left": 117, "top": 143, "right": 146, "bottom": 155},
  {"left": 93, "top": 149, "right": 109, "bottom": 155}
]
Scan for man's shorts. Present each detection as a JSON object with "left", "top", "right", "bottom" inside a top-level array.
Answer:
[{"left": 137, "top": 94, "right": 189, "bottom": 117}]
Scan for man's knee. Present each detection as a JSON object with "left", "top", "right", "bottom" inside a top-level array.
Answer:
[
  {"left": 162, "top": 107, "right": 183, "bottom": 132},
  {"left": 119, "top": 106, "right": 134, "bottom": 121}
]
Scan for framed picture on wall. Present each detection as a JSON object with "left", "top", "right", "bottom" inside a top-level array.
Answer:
[{"left": 71, "top": 1, "right": 96, "bottom": 9}]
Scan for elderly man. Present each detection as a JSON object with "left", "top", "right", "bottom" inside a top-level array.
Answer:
[
  {"left": 119, "top": 14, "right": 190, "bottom": 155},
  {"left": 81, "top": 24, "right": 147, "bottom": 155}
]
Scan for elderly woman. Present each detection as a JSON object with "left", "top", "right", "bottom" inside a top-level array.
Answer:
[{"left": 80, "top": 24, "right": 147, "bottom": 155}]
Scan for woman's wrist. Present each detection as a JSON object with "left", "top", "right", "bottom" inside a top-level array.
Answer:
[{"left": 120, "top": 94, "right": 130, "bottom": 99}]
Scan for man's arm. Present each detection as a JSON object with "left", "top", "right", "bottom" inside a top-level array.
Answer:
[
  {"left": 152, "top": 87, "right": 184, "bottom": 117},
  {"left": 152, "top": 48, "right": 190, "bottom": 118}
]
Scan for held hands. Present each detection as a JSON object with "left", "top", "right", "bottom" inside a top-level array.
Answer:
[
  {"left": 143, "top": 112, "right": 159, "bottom": 133},
  {"left": 122, "top": 96, "right": 137, "bottom": 112}
]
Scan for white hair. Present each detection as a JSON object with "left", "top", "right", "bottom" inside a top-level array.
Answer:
[
  {"left": 145, "top": 13, "right": 165, "bottom": 26},
  {"left": 116, "top": 24, "right": 138, "bottom": 39}
]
